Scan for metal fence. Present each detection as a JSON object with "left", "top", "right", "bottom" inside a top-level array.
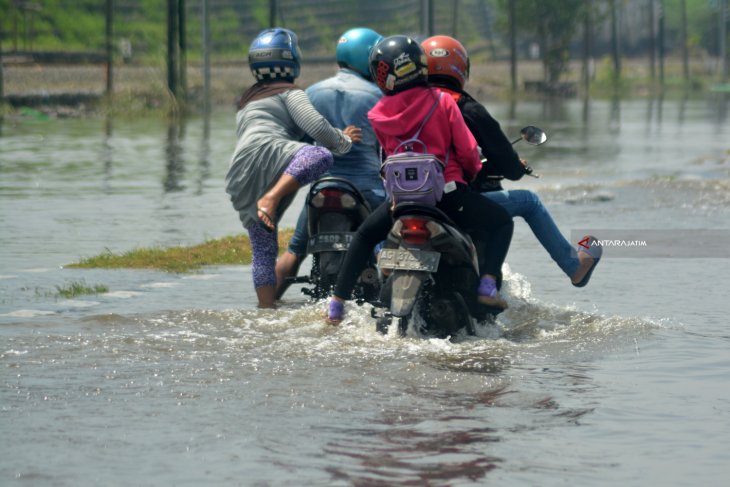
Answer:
[{"left": 1, "top": 0, "right": 728, "bottom": 105}]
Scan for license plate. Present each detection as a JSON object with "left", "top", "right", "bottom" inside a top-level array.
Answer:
[
  {"left": 378, "top": 248, "right": 440, "bottom": 272},
  {"left": 307, "top": 232, "right": 353, "bottom": 253}
]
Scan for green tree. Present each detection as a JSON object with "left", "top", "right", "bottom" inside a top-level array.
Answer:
[{"left": 496, "top": 0, "right": 587, "bottom": 85}]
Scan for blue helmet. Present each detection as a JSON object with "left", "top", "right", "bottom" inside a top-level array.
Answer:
[
  {"left": 335, "top": 28, "right": 383, "bottom": 79},
  {"left": 248, "top": 28, "right": 301, "bottom": 82}
]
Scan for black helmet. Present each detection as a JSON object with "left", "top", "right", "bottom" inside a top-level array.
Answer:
[{"left": 368, "top": 35, "right": 428, "bottom": 95}]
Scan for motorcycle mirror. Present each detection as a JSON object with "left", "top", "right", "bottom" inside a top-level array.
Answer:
[{"left": 511, "top": 126, "right": 547, "bottom": 145}]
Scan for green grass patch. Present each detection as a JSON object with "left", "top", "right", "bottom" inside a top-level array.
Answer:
[
  {"left": 67, "top": 229, "right": 294, "bottom": 273},
  {"left": 55, "top": 280, "right": 109, "bottom": 298}
]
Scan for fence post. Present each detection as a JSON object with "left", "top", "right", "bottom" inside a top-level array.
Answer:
[
  {"left": 167, "top": 0, "right": 179, "bottom": 99},
  {"left": 680, "top": 0, "right": 689, "bottom": 81},
  {"left": 582, "top": 0, "right": 592, "bottom": 93},
  {"left": 0, "top": 25, "right": 4, "bottom": 100},
  {"left": 269, "top": 0, "right": 278, "bottom": 27},
  {"left": 648, "top": 0, "right": 656, "bottom": 80},
  {"left": 451, "top": 0, "right": 459, "bottom": 38},
  {"left": 610, "top": 0, "right": 621, "bottom": 81},
  {"left": 178, "top": 0, "right": 187, "bottom": 104},
  {"left": 509, "top": 0, "right": 516, "bottom": 92},
  {"left": 721, "top": 0, "right": 728, "bottom": 82},
  {"left": 106, "top": 0, "right": 113, "bottom": 96},
  {"left": 202, "top": 0, "right": 210, "bottom": 115},
  {"left": 427, "top": 0, "right": 434, "bottom": 36},
  {"left": 658, "top": 0, "right": 665, "bottom": 85}
]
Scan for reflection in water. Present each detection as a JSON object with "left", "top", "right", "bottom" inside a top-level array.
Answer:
[
  {"left": 645, "top": 96, "right": 653, "bottom": 130},
  {"left": 716, "top": 93, "right": 729, "bottom": 127},
  {"left": 164, "top": 114, "right": 186, "bottom": 193},
  {"left": 609, "top": 95, "right": 621, "bottom": 133},
  {"left": 678, "top": 91, "right": 688, "bottom": 128},
  {"left": 645, "top": 94, "right": 664, "bottom": 134},
  {"left": 541, "top": 96, "right": 568, "bottom": 121},
  {"left": 322, "top": 388, "right": 509, "bottom": 484},
  {"left": 102, "top": 115, "right": 113, "bottom": 193},
  {"left": 196, "top": 112, "right": 211, "bottom": 195}
]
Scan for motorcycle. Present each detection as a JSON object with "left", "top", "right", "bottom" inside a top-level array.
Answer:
[
  {"left": 372, "top": 126, "right": 547, "bottom": 339},
  {"left": 286, "top": 176, "right": 380, "bottom": 302}
]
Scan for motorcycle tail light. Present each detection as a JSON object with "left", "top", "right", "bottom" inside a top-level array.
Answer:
[
  {"left": 340, "top": 193, "right": 357, "bottom": 209},
  {"left": 425, "top": 221, "right": 445, "bottom": 238},
  {"left": 311, "top": 189, "right": 348, "bottom": 209},
  {"left": 399, "top": 217, "right": 431, "bottom": 245}
]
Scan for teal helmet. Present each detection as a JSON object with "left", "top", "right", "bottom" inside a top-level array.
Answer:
[{"left": 335, "top": 28, "right": 384, "bottom": 79}]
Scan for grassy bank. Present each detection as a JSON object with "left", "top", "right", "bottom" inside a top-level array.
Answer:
[{"left": 66, "top": 229, "right": 294, "bottom": 273}]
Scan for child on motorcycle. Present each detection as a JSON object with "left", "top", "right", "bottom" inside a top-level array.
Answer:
[
  {"left": 275, "top": 28, "right": 386, "bottom": 299},
  {"left": 421, "top": 35, "right": 601, "bottom": 287},
  {"left": 225, "top": 28, "right": 361, "bottom": 308},
  {"left": 326, "top": 35, "right": 514, "bottom": 323}
]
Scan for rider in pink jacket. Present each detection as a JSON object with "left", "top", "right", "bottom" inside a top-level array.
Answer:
[{"left": 368, "top": 85, "right": 482, "bottom": 187}]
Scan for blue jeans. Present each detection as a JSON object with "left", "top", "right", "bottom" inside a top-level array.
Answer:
[
  {"left": 481, "top": 189, "right": 578, "bottom": 277},
  {"left": 288, "top": 189, "right": 386, "bottom": 257}
]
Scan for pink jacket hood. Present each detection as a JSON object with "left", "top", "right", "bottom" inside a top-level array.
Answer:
[{"left": 368, "top": 86, "right": 481, "bottom": 185}]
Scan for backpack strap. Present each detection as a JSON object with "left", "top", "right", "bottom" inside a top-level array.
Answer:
[
  {"left": 411, "top": 92, "right": 443, "bottom": 140},
  {"left": 393, "top": 92, "right": 443, "bottom": 155}
]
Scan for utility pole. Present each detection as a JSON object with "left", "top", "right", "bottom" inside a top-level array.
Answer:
[{"left": 105, "top": 0, "right": 113, "bottom": 96}]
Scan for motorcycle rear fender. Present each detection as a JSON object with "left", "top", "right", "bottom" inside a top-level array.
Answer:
[
  {"left": 389, "top": 271, "right": 430, "bottom": 316},
  {"left": 319, "top": 250, "right": 344, "bottom": 276}
]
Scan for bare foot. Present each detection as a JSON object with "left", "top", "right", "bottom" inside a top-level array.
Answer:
[{"left": 256, "top": 194, "right": 278, "bottom": 231}]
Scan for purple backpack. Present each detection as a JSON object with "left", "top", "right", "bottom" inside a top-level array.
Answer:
[{"left": 381, "top": 94, "right": 448, "bottom": 207}]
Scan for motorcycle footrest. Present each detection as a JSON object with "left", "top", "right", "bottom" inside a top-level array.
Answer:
[{"left": 286, "top": 276, "right": 311, "bottom": 284}]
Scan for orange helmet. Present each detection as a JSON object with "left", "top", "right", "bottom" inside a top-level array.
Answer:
[{"left": 421, "top": 35, "right": 469, "bottom": 90}]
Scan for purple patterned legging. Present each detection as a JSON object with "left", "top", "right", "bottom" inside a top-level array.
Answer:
[{"left": 246, "top": 145, "right": 333, "bottom": 288}]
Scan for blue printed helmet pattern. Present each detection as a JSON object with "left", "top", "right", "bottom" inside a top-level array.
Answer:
[
  {"left": 335, "top": 27, "right": 384, "bottom": 79},
  {"left": 248, "top": 28, "right": 302, "bottom": 81}
]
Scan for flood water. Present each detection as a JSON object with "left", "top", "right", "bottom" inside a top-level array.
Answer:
[{"left": 1, "top": 94, "right": 730, "bottom": 486}]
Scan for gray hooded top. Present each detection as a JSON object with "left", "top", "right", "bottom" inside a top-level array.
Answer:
[{"left": 225, "top": 88, "right": 352, "bottom": 228}]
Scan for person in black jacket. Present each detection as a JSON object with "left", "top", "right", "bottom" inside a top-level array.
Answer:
[{"left": 421, "top": 36, "right": 601, "bottom": 287}]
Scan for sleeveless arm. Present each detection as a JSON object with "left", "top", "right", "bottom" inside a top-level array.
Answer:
[{"left": 285, "top": 89, "right": 352, "bottom": 155}]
